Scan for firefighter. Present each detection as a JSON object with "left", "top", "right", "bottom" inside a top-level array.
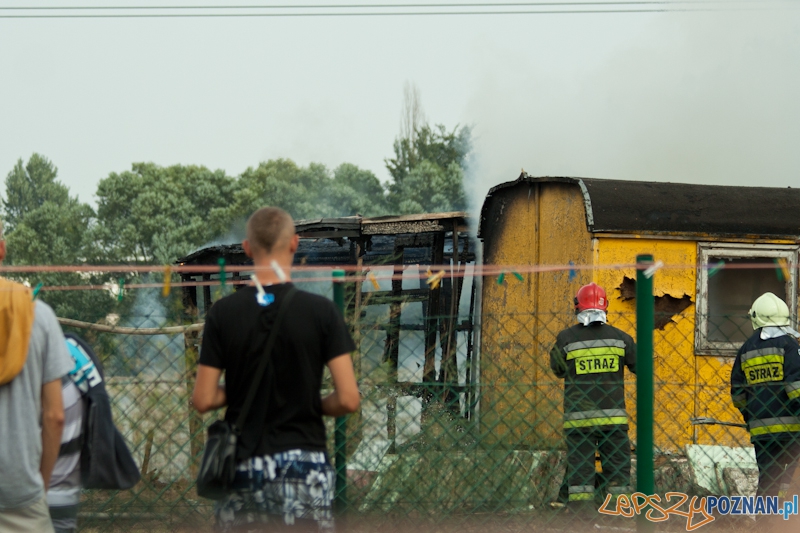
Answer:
[
  {"left": 550, "top": 283, "right": 637, "bottom": 507},
  {"left": 731, "top": 292, "right": 800, "bottom": 497}
]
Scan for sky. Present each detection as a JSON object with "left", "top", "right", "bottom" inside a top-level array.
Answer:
[{"left": 1, "top": 1, "right": 798, "bottom": 217}]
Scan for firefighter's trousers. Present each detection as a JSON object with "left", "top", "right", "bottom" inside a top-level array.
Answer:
[
  {"left": 754, "top": 436, "right": 800, "bottom": 497},
  {"left": 566, "top": 426, "right": 631, "bottom": 502}
]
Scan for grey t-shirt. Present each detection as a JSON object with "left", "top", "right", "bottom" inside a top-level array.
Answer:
[{"left": 0, "top": 301, "right": 73, "bottom": 510}]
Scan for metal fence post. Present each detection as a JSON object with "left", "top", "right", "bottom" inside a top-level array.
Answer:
[
  {"left": 332, "top": 269, "right": 348, "bottom": 513},
  {"left": 636, "top": 255, "right": 655, "bottom": 532}
]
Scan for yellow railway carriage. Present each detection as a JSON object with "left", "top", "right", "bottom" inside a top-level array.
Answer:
[{"left": 477, "top": 173, "right": 800, "bottom": 452}]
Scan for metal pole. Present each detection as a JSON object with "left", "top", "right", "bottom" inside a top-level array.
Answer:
[
  {"left": 332, "top": 269, "right": 348, "bottom": 513},
  {"left": 636, "top": 254, "right": 655, "bottom": 533}
]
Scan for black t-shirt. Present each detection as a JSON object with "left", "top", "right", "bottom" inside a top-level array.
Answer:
[{"left": 199, "top": 283, "right": 355, "bottom": 459}]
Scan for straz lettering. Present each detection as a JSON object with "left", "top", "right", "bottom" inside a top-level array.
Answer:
[
  {"left": 746, "top": 363, "right": 783, "bottom": 384},
  {"left": 575, "top": 355, "right": 619, "bottom": 375}
]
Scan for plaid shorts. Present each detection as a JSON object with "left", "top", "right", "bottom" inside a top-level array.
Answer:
[{"left": 214, "top": 449, "right": 335, "bottom": 532}]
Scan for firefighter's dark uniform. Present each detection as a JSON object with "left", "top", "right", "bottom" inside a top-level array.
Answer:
[
  {"left": 731, "top": 330, "right": 800, "bottom": 497},
  {"left": 550, "top": 322, "right": 637, "bottom": 503}
]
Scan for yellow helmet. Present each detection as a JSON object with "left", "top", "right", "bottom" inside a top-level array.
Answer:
[{"left": 749, "top": 292, "right": 790, "bottom": 330}]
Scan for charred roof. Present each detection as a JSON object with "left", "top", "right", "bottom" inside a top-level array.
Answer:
[
  {"left": 479, "top": 174, "right": 800, "bottom": 239},
  {"left": 177, "top": 212, "right": 473, "bottom": 269}
]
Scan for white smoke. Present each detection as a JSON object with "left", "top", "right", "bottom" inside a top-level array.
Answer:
[{"left": 463, "top": 9, "right": 800, "bottom": 216}]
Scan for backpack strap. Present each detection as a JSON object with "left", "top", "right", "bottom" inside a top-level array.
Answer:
[{"left": 233, "top": 286, "right": 297, "bottom": 434}]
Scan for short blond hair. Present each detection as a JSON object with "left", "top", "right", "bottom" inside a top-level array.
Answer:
[{"left": 246, "top": 207, "right": 295, "bottom": 254}]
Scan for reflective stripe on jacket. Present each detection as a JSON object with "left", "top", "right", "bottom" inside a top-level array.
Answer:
[
  {"left": 550, "top": 323, "right": 637, "bottom": 430},
  {"left": 731, "top": 331, "right": 800, "bottom": 442},
  {"left": 563, "top": 408, "right": 628, "bottom": 429}
]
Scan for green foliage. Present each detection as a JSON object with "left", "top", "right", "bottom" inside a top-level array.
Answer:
[
  {"left": 93, "top": 163, "right": 237, "bottom": 264},
  {"left": 213, "top": 159, "right": 389, "bottom": 232},
  {"left": 2, "top": 154, "right": 71, "bottom": 232},
  {"left": 2, "top": 118, "right": 470, "bottom": 298},
  {"left": 391, "top": 160, "right": 467, "bottom": 215},
  {"left": 5, "top": 198, "right": 94, "bottom": 265},
  {"left": 329, "top": 163, "right": 389, "bottom": 216},
  {"left": 2, "top": 154, "right": 120, "bottom": 320},
  {"left": 385, "top": 124, "right": 471, "bottom": 214},
  {"left": 213, "top": 159, "right": 325, "bottom": 230}
]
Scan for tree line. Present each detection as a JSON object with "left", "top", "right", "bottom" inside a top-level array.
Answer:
[{"left": 1, "top": 117, "right": 470, "bottom": 320}]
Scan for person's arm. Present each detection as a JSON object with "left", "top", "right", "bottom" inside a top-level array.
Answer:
[
  {"left": 550, "top": 342, "right": 567, "bottom": 379},
  {"left": 322, "top": 354, "right": 360, "bottom": 417},
  {"left": 782, "top": 340, "right": 800, "bottom": 410},
  {"left": 731, "top": 348, "right": 748, "bottom": 422},
  {"left": 194, "top": 303, "right": 227, "bottom": 414},
  {"left": 625, "top": 334, "right": 637, "bottom": 375},
  {"left": 40, "top": 378, "right": 65, "bottom": 491},
  {"left": 192, "top": 364, "right": 227, "bottom": 414}
]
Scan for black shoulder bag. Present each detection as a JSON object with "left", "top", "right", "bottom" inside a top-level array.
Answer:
[{"left": 196, "top": 286, "right": 297, "bottom": 500}]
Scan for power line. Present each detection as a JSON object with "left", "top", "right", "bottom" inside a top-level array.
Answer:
[
  {"left": 0, "top": 1, "right": 794, "bottom": 18},
  {"left": 0, "top": 10, "right": 674, "bottom": 19},
  {"left": 0, "top": 2, "right": 709, "bottom": 9},
  {"left": 0, "top": 0, "right": 790, "bottom": 8}
]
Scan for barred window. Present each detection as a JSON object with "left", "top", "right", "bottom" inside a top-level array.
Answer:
[{"left": 695, "top": 244, "right": 798, "bottom": 356}]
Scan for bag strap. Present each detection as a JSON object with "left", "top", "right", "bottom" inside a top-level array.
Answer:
[{"left": 233, "top": 285, "right": 297, "bottom": 433}]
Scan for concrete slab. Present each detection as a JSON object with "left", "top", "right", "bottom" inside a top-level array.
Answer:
[{"left": 684, "top": 444, "right": 757, "bottom": 495}]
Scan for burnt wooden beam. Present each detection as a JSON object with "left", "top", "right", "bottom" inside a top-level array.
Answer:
[
  {"left": 384, "top": 246, "right": 404, "bottom": 453},
  {"left": 423, "top": 233, "right": 445, "bottom": 384}
]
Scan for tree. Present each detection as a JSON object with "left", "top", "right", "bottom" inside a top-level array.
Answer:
[
  {"left": 213, "top": 159, "right": 389, "bottom": 228},
  {"left": 323, "top": 163, "right": 388, "bottom": 217},
  {"left": 389, "top": 160, "right": 467, "bottom": 215},
  {"left": 385, "top": 124, "right": 471, "bottom": 214},
  {"left": 93, "top": 163, "right": 237, "bottom": 264},
  {"left": 386, "top": 123, "right": 471, "bottom": 188},
  {"left": 211, "top": 159, "right": 319, "bottom": 232},
  {"left": 2, "top": 154, "right": 119, "bottom": 321},
  {"left": 0, "top": 154, "right": 392, "bottom": 322},
  {"left": 385, "top": 85, "right": 471, "bottom": 214},
  {"left": 2, "top": 154, "right": 71, "bottom": 232},
  {"left": 400, "top": 82, "right": 427, "bottom": 152},
  {"left": 3, "top": 153, "right": 95, "bottom": 265},
  {"left": 5, "top": 199, "right": 94, "bottom": 266}
]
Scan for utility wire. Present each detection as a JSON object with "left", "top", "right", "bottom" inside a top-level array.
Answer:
[
  {"left": 0, "top": 2, "right": 733, "bottom": 9},
  {"left": 0, "top": 1, "right": 796, "bottom": 17},
  {"left": 0, "top": 0, "right": 793, "bottom": 9},
  {"left": 0, "top": 10, "right": 674, "bottom": 18}
]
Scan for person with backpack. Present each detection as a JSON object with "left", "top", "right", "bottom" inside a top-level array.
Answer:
[
  {"left": 0, "top": 221, "right": 73, "bottom": 533},
  {"left": 47, "top": 333, "right": 141, "bottom": 532},
  {"left": 192, "top": 206, "right": 360, "bottom": 532}
]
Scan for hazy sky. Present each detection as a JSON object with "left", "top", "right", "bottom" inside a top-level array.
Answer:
[{"left": 1, "top": 2, "right": 798, "bottom": 215}]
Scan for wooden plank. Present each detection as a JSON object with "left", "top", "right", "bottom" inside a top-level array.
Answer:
[{"left": 363, "top": 211, "right": 468, "bottom": 224}]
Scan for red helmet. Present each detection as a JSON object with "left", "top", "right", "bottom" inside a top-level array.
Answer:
[{"left": 575, "top": 283, "right": 608, "bottom": 312}]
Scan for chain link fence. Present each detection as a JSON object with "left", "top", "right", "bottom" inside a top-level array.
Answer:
[{"left": 31, "top": 263, "right": 798, "bottom": 532}]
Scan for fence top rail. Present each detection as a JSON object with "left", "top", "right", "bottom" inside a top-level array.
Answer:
[{"left": 57, "top": 317, "right": 204, "bottom": 336}]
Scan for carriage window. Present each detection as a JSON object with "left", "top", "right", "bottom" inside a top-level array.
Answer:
[{"left": 696, "top": 245, "right": 797, "bottom": 356}]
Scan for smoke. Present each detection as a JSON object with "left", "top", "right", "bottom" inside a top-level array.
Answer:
[
  {"left": 112, "top": 281, "right": 185, "bottom": 378},
  {"left": 463, "top": 10, "right": 800, "bottom": 217}
]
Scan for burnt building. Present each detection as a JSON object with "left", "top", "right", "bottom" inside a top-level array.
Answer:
[{"left": 177, "top": 212, "right": 478, "bottom": 445}]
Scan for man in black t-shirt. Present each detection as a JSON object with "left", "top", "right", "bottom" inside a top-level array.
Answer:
[{"left": 192, "top": 207, "right": 360, "bottom": 532}]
